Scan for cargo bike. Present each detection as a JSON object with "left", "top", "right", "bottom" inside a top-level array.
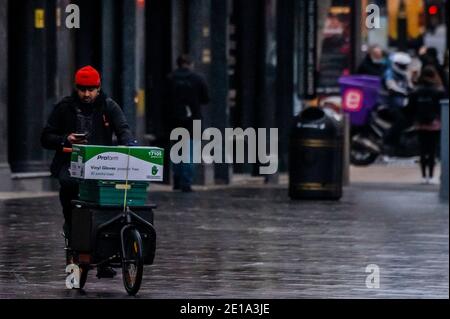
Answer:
[{"left": 65, "top": 145, "right": 164, "bottom": 296}]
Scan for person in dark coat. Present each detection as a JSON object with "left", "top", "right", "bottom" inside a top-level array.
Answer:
[
  {"left": 164, "top": 55, "right": 210, "bottom": 192},
  {"left": 41, "top": 65, "right": 136, "bottom": 278},
  {"left": 419, "top": 47, "right": 448, "bottom": 93},
  {"left": 405, "top": 65, "right": 446, "bottom": 184},
  {"left": 356, "top": 45, "right": 387, "bottom": 77}
]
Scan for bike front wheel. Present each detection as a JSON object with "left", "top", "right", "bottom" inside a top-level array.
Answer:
[{"left": 121, "top": 228, "right": 144, "bottom": 296}]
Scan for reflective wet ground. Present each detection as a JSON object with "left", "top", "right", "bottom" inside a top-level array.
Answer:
[{"left": 0, "top": 183, "right": 448, "bottom": 298}]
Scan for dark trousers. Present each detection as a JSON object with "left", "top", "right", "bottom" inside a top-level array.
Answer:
[
  {"left": 172, "top": 139, "right": 194, "bottom": 189},
  {"left": 385, "top": 107, "right": 407, "bottom": 146},
  {"left": 58, "top": 163, "right": 79, "bottom": 231},
  {"left": 418, "top": 130, "right": 440, "bottom": 178}
]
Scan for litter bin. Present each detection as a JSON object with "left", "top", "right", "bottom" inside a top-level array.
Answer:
[
  {"left": 339, "top": 75, "right": 381, "bottom": 127},
  {"left": 289, "top": 107, "right": 344, "bottom": 200}
]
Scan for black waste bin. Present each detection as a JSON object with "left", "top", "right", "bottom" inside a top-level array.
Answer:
[{"left": 289, "top": 107, "right": 344, "bottom": 200}]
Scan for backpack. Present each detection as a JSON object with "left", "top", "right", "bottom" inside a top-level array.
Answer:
[{"left": 171, "top": 74, "right": 194, "bottom": 122}]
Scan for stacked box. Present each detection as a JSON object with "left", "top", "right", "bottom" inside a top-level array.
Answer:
[
  {"left": 70, "top": 145, "right": 164, "bottom": 206},
  {"left": 78, "top": 180, "right": 149, "bottom": 206},
  {"left": 70, "top": 145, "right": 164, "bottom": 182}
]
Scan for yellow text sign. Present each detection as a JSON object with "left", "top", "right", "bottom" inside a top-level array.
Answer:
[{"left": 35, "top": 9, "right": 45, "bottom": 29}]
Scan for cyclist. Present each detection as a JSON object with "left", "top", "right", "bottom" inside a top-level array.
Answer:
[{"left": 41, "top": 65, "right": 137, "bottom": 278}]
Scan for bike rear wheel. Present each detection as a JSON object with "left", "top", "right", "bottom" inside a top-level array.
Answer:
[
  {"left": 351, "top": 147, "right": 379, "bottom": 166},
  {"left": 121, "top": 228, "right": 144, "bottom": 296},
  {"left": 351, "top": 134, "right": 380, "bottom": 166}
]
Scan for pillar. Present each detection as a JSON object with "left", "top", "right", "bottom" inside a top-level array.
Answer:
[
  {"left": 258, "top": 0, "right": 278, "bottom": 183},
  {"left": 56, "top": 0, "right": 76, "bottom": 99},
  {"left": 135, "top": 0, "right": 146, "bottom": 144},
  {"left": 276, "top": 0, "right": 294, "bottom": 173},
  {"left": 145, "top": 0, "right": 172, "bottom": 183},
  {"left": 8, "top": 0, "right": 48, "bottom": 172},
  {"left": 120, "top": 0, "right": 137, "bottom": 133},
  {"left": 101, "top": 0, "right": 119, "bottom": 101},
  {"left": 74, "top": 0, "right": 101, "bottom": 69},
  {"left": 188, "top": 0, "right": 230, "bottom": 185},
  {"left": 441, "top": 100, "right": 449, "bottom": 201},
  {"left": 211, "top": 0, "right": 232, "bottom": 184},
  {"left": 0, "top": 1, "right": 12, "bottom": 189}
]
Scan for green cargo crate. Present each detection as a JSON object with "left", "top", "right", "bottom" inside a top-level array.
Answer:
[{"left": 78, "top": 180, "right": 149, "bottom": 206}]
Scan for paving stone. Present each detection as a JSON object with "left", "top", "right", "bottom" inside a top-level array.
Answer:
[{"left": 0, "top": 183, "right": 447, "bottom": 298}]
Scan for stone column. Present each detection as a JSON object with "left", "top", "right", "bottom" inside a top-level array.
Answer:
[
  {"left": 234, "top": 0, "right": 261, "bottom": 175},
  {"left": 0, "top": 0, "right": 12, "bottom": 190},
  {"left": 8, "top": 0, "right": 48, "bottom": 172},
  {"left": 276, "top": 0, "right": 294, "bottom": 173},
  {"left": 101, "top": 0, "right": 119, "bottom": 100},
  {"left": 135, "top": 0, "right": 146, "bottom": 144},
  {"left": 440, "top": 100, "right": 449, "bottom": 201},
  {"left": 258, "top": 0, "right": 278, "bottom": 184},
  {"left": 188, "top": 0, "right": 230, "bottom": 185},
  {"left": 120, "top": 0, "right": 137, "bottom": 133},
  {"left": 210, "top": 0, "right": 231, "bottom": 184}
]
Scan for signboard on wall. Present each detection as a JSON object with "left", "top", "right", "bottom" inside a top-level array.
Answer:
[
  {"left": 316, "top": 5, "right": 353, "bottom": 97},
  {"left": 304, "top": 0, "right": 317, "bottom": 99},
  {"left": 388, "top": 0, "right": 425, "bottom": 49}
]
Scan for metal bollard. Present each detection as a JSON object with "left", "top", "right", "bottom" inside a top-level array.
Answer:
[
  {"left": 342, "top": 113, "right": 351, "bottom": 186},
  {"left": 440, "top": 100, "right": 449, "bottom": 201}
]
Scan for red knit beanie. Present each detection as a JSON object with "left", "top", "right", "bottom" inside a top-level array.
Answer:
[{"left": 75, "top": 65, "right": 101, "bottom": 87}]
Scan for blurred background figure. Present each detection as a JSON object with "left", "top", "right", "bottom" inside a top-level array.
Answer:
[
  {"left": 419, "top": 46, "right": 448, "bottom": 92},
  {"left": 405, "top": 65, "right": 445, "bottom": 184},
  {"left": 409, "top": 48, "right": 423, "bottom": 85},
  {"left": 381, "top": 51, "right": 413, "bottom": 148},
  {"left": 357, "top": 44, "right": 388, "bottom": 77},
  {"left": 164, "top": 54, "right": 210, "bottom": 193}
]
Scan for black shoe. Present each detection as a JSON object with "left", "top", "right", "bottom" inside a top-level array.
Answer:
[
  {"left": 96, "top": 266, "right": 117, "bottom": 279},
  {"left": 181, "top": 186, "right": 193, "bottom": 193},
  {"left": 173, "top": 177, "right": 181, "bottom": 190},
  {"left": 62, "top": 223, "right": 70, "bottom": 238}
]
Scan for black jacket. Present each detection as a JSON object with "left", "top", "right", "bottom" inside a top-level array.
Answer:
[
  {"left": 356, "top": 55, "right": 386, "bottom": 77},
  {"left": 405, "top": 84, "right": 445, "bottom": 125},
  {"left": 41, "top": 92, "right": 134, "bottom": 176},
  {"left": 164, "top": 68, "right": 209, "bottom": 135}
]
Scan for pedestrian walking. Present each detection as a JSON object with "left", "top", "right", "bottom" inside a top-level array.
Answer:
[
  {"left": 356, "top": 44, "right": 387, "bottom": 77},
  {"left": 405, "top": 65, "right": 446, "bottom": 184},
  {"left": 164, "top": 55, "right": 210, "bottom": 192}
]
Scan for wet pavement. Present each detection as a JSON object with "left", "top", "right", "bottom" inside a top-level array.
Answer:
[{"left": 0, "top": 182, "right": 448, "bottom": 299}]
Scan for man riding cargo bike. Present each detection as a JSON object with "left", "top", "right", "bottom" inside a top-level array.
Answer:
[{"left": 41, "top": 66, "right": 158, "bottom": 295}]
